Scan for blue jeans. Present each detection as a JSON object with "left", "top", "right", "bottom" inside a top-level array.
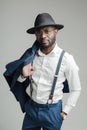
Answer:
[{"left": 22, "top": 99, "right": 63, "bottom": 130}]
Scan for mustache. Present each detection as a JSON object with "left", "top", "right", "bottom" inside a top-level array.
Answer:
[{"left": 39, "top": 38, "right": 49, "bottom": 42}]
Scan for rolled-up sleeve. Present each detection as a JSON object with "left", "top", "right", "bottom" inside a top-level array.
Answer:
[{"left": 17, "top": 75, "right": 26, "bottom": 82}]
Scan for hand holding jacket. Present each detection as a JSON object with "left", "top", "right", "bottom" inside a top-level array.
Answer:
[{"left": 22, "top": 63, "right": 35, "bottom": 78}]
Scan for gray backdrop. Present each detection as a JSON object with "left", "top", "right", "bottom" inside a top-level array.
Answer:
[{"left": 0, "top": 0, "right": 87, "bottom": 130}]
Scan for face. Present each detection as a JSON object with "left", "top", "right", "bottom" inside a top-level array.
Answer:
[{"left": 35, "top": 26, "right": 58, "bottom": 49}]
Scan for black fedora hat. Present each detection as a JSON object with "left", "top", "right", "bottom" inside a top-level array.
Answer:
[{"left": 27, "top": 13, "right": 64, "bottom": 34}]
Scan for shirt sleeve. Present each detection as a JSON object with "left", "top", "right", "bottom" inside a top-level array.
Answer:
[
  {"left": 17, "top": 75, "right": 26, "bottom": 82},
  {"left": 63, "top": 54, "right": 81, "bottom": 114}
]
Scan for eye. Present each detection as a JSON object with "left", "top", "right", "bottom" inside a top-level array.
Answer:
[
  {"left": 35, "top": 31, "right": 41, "bottom": 36},
  {"left": 44, "top": 30, "right": 49, "bottom": 34}
]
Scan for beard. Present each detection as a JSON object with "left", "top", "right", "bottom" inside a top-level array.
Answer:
[{"left": 38, "top": 36, "right": 56, "bottom": 50}]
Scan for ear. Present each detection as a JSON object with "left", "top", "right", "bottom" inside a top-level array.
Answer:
[{"left": 54, "top": 29, "right": 58, "bottom": 35}]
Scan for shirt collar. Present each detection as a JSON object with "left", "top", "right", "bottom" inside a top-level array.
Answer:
[{"left": 37, "top": 43, "right": 61, "bottom": 56}]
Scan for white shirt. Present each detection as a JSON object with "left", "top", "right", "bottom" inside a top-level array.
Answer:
[{"left": 18, "top": 43, "right": 81, "bottom": 114}]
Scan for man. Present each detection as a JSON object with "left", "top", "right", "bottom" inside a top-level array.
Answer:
[{"left": 4, "top": 13, "right": 81, "bottom": 130}]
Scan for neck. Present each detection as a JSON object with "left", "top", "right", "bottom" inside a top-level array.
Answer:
[{"left": 40, "top": 43, "right": 56, "bottom": 55}]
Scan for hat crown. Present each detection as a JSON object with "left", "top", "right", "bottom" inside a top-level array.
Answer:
[
  {"left": 34, "top": 13, "right": 55, "bottom": 27},
  {"left": 27, "top": 13, "right": 64, "bottom": 34}
]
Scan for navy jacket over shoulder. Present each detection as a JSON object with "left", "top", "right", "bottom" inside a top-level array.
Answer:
[{"left": 3, "top": 40, "right": 69, "bottom": 113}]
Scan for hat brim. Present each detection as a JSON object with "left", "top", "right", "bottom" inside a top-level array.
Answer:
[{"left": 26, "top": 24, "right": 64, "bottom": 34}]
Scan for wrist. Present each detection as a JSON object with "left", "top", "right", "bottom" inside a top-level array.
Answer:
[
  {"left": 21, "top": 74, "right": 25, "bottom": 79},
  {"left": 62, "top": 111, "right": 67, "bottom": 116},
  {"left": 61, "top": 111, "right": 67, "bottom": 120}
]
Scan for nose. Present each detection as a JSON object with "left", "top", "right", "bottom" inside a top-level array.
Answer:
[{"left": 40, "top": 31, "right": 47, "bottom": 38}]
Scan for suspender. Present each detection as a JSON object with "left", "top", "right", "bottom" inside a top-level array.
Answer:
[{"left": 47, "top": 50, "right": 65, "bottom": 104}]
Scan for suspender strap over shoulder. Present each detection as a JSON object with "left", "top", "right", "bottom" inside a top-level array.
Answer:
[{"left": 47, "top": 50, "right": 65, "bottom": 104}]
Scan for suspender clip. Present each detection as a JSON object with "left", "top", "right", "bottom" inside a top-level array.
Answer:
[{"left": 47, "top": 95, "right": 53, "bottom": 104}]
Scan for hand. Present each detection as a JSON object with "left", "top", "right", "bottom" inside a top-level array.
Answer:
[
  {"left": 22, "top": 63, "right": 35, "bottom": 78},
  {"left": 61, "top": 111, "right": 67, "bottom": 120}
]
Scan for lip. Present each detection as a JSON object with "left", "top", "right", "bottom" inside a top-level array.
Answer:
[{"left": 41, "top": 39, "right": 48, "bottom": 43}]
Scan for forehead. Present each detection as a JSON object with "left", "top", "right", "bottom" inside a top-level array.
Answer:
[{"left": 36, "top": 26, "right": 56, "bottom": 31}]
